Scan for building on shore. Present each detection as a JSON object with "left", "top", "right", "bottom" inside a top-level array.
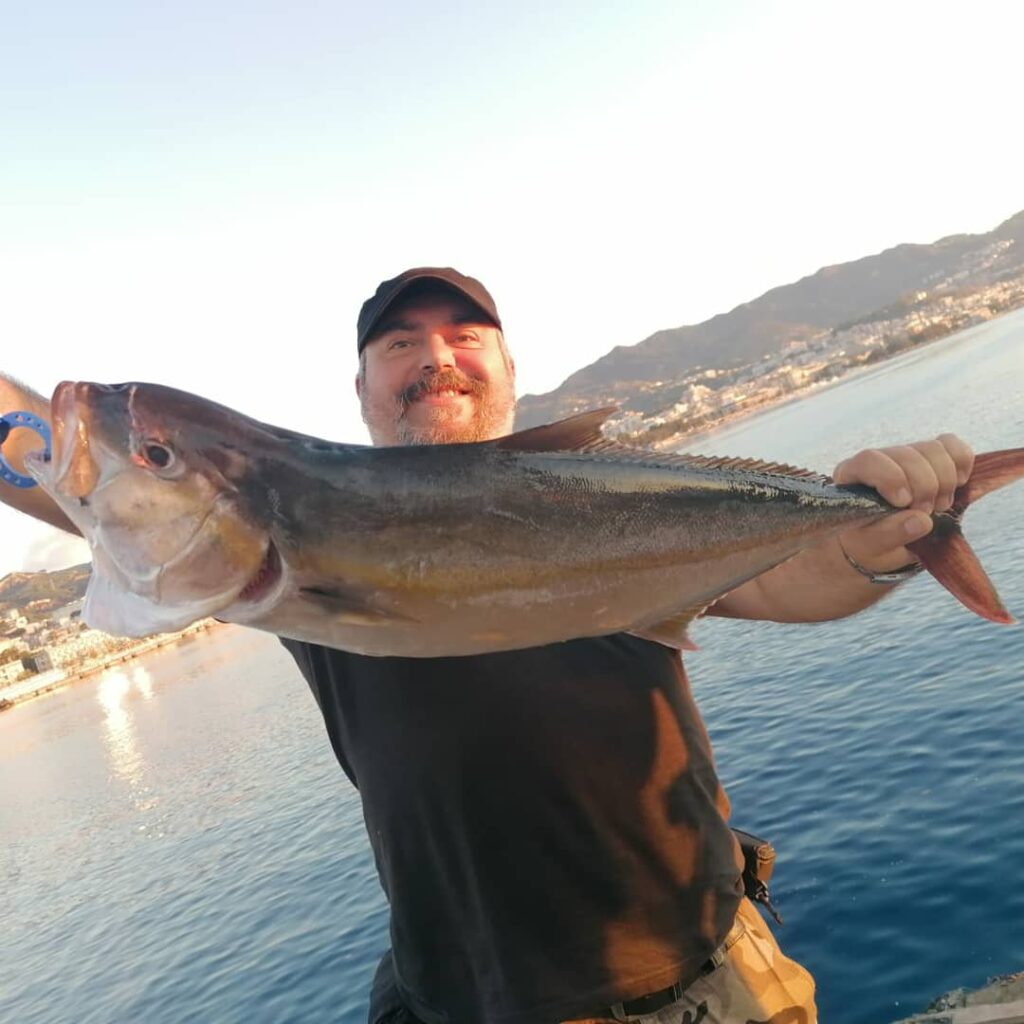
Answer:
[{"left": 22, "top": 649, "right": 54, "bottom": 674}]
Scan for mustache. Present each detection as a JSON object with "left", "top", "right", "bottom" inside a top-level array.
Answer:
[{"left": 400, "top": 369, "right": 487, "bottom": 408}]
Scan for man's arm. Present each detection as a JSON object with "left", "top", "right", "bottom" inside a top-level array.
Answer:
[
  {"left": 0, "top": 373, "right": 80, "bottom": 535},
  {"left": 710, "top": 435, "right": 974, "bottom": 622}
]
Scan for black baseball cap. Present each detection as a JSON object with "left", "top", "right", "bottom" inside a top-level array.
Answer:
[{"left": 357, "top": 267, "right": 502, "bottom": 353}]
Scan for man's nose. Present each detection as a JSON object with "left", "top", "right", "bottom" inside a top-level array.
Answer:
[{"left": 422, "top": 334, "right": 456, "bottom": 370}]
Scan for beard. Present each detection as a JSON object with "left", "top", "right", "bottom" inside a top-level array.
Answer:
[{"left": 362, "top": 367, "right": 517, "bottom": 446}]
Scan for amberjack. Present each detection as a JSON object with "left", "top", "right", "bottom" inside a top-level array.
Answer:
[{"left": 25, "top": 381, "right": 1024, "bottom": 656}]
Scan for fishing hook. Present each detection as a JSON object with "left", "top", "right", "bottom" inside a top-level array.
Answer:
[{"left": 0, "top": 411, "right": 51, "bottom": 488}]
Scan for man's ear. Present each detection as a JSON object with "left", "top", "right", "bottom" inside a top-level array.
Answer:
[{"left": 355, "top": 372, "right": 362, "bottom": 398}]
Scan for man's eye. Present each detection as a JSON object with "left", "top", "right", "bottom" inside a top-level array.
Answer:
[
  {"left": 455, "top": 333, "right": 480, "bottom": 345},
  {"left": 388, "top": 339, "right": 413, "bottom": 351}
]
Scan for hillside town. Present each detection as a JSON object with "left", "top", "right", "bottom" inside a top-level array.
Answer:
[
  {"left": 0, "top": 591, "right": 217, "bottom": 710},
  {"left": 610, "top": 270, "right": 1024, "bottom": 449}
]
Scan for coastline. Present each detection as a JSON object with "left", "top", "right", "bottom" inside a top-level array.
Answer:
[
  {"left": 662, "top": 308, "right": 1020, "bottom": 451},
  {"left": 664, "top": 377, "right": 834, "bottom": 450},
  {"left": 0, "top": 619, "right": 223, "bottom": 712}
]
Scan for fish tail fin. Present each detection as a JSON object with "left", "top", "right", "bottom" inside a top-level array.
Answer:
[
  {"left": 910, "top": 528, "right": 1014, "bottom": 624},
  {"left": 907, "top": 448, "right": 1024, "bottom": 624},
  {"left": 954, "top": 448, "right": 1024, "bottom": 508}
]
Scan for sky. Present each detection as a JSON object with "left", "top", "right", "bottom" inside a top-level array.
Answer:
[{"left": 2, "top": 0, "right": 1023, "bottom": 576}]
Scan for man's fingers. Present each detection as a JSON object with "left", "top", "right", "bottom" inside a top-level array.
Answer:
[
  {"left": 833, "top": 436, "right": 974, "bottom": 514},
  {"left": 938, "top": 433, "right": 975, "bottom": 488},
  {"left": 834, "top": 449, "right": 915, "bottom": 507},
  {"left": 840, "top": 511, "right": 933, "bottom": 568},
  {"left": 913, "top": 438, "right": 963, "bottom": 510},
  {"left": 893, "top": 445, "right": 944, "bottom": 511}
]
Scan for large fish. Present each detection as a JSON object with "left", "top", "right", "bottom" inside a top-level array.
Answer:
[{"left": 24, "top": 381, "right": 1024, "bottom": 656}]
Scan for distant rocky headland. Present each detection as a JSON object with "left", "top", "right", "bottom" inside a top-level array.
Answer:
[
  {"left": 0, "top": 563, "right": 89, "bottom": 613},
  {"left": 515, "top": 209, "right": 1024, "bottom": 448}
]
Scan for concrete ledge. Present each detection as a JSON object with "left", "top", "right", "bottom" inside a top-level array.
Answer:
[
  {"left": 895, "top": 975, "right": 1024, "bottom": 1023},
  {"left": 896, "top": 1001, "right": 1024, "bottom": 1023}
]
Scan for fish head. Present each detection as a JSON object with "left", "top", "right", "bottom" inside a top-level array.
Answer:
[{"left": 26, "top": 381, "right": 275, "bottom": 636}]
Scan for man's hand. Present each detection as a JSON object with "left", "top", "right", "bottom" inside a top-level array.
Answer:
[
  {"left": 833, "top": 435, "right": 975, "bottom": 574},
  {"left": 709, "top": 433, "right": 976, "bottom": 623}
]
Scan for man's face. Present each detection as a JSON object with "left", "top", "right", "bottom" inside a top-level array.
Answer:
[{"left": 357, "top": 290, "right": 516, "bottom": 446}]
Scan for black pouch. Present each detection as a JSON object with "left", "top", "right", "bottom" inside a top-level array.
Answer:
[{"left": 731, "top": 827, "right": 783, "bottom": 925}]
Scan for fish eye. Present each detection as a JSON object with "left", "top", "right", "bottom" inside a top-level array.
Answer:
[{"left": 140, "top": 440, "right": 176, "bottom": 471}]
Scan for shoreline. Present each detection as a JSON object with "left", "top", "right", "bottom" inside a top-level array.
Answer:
[
  {"left": 667, "top": 378, "right": 833, "bottom": 449},
  {"left": 0, "top": 619, "right": 222, "bottom": 712},
  {"left": 659, "top": 308, "right": 1016, "bottom": 451},
  {"left": 649, "top": 369, "right": 853, "bottom": 452}
]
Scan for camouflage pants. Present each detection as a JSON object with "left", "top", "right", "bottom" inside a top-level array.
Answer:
[{"left": 566, "top": 899, "right": 817, "bottom": 1024}]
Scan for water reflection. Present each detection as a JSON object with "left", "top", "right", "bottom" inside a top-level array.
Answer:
[
  {"left": 133, "top": 664, "right": 154, "bottom": 701},
  {"left": 96, "top": 664, "right": 156, "bottom": 808}
]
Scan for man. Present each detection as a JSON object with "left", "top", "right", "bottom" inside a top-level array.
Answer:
[{"left": 0, "top": 268, "right": 972, "bottom": 1023}]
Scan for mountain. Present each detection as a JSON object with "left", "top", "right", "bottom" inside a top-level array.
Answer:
[
  {"left": 0, "top": 564, "right": 91, "bottom": 613},
  {"left": 515, "top": 209, "right": 1024, "bottom": 428}
]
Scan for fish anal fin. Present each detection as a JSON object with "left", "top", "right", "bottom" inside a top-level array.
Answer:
[
  {"left": 908, "top": 523, "right": 1014, "bottom": 625},
  {"left": 628, "top": 605, "right": 706, "bottom": 651},
  {"left": 298, "top": 585, "right": 411, "bottom": 626}
]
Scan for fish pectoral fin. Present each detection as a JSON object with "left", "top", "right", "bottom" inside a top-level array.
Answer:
[
  {"left": 297, "top": 585, "right": 412, "bottom": 625},
  {"left": 627, "top": 605, "right": 707, "bottom": 652}
]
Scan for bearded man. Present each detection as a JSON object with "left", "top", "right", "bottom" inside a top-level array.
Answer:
[
  {"left": 284, "top": 268, "right": 970, "bottom": 1024},
  {"left": 0, "top": 268, "right": 973, "bottom": 1023}
]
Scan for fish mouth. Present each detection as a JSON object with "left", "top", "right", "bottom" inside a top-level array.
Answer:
[
  {"left": 25, "top": 381, "right": 107, "bottom": 500},
  {"left": 220, "top": 541, "right": 289, "bottom": 625},
  {"left": 236, "top": 541, "right": 282, "bottom": 605}
]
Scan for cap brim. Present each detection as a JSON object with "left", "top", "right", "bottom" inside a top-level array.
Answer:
[{"left": 359, "top": 272, "right": 499, "bottom": 351}]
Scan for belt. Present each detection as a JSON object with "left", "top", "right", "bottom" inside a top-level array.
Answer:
[{"left": 596, "top": 941, "right": 728, "bottom": 1022}]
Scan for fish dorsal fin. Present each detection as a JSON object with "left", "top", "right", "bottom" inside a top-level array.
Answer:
[
  {"left": 496, "top": 408, "right": 619, "bottom": 452},
  {"left": 497, "top": 408, "right": 830, "bottom": 483},
  {"left": 627, "top": 604, "right": 707, "bottom": 651}
]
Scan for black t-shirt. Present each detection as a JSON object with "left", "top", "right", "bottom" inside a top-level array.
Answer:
[{"left": 282, "top": 634, "right": 743, "bottom": 1024}]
